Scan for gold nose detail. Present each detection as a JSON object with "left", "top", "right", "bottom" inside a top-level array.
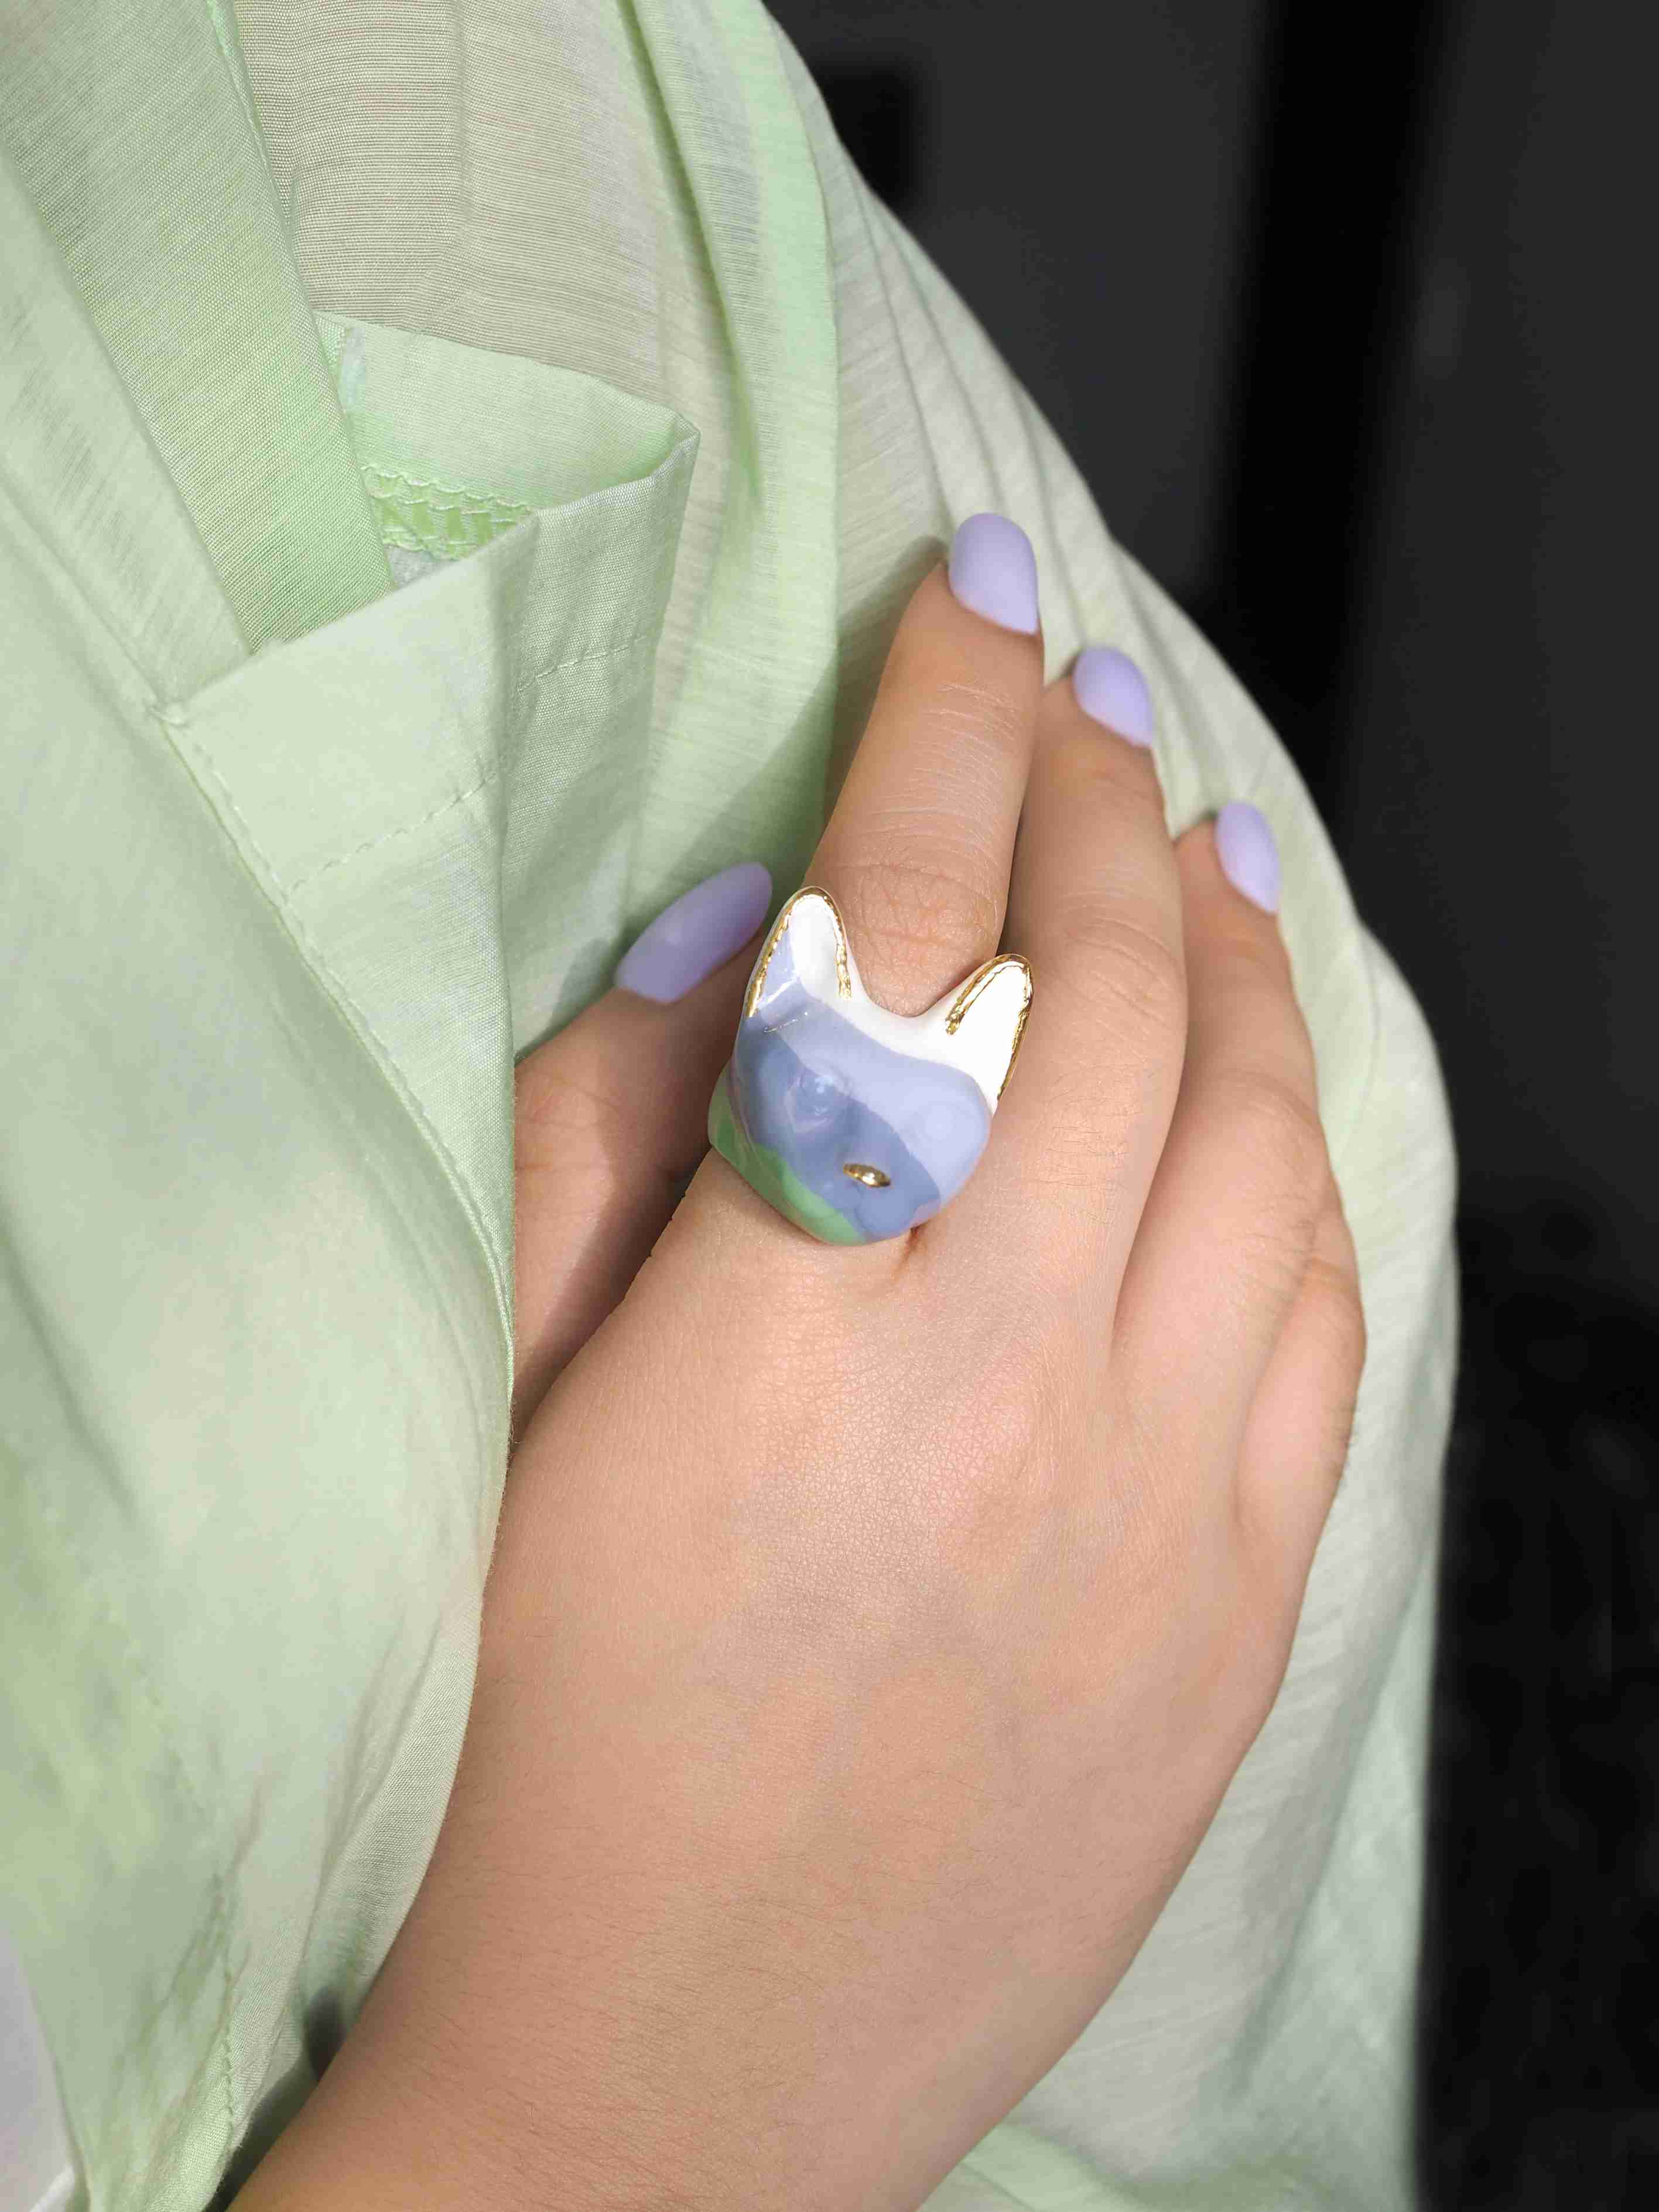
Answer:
[{"left": 842, "top": 1163, "right": 891, "bottom": 1188}]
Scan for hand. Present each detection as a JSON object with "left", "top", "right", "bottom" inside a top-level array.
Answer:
[{"left": 238, "top": 525, "right": 1366, "bottom": 2212}]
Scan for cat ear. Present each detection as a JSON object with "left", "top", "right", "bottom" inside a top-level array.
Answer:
[
  {"left": 744, "top": 885, "right": 856, "bottom": 1018},
  {"left": 936, "top": 955, "right": 1033, "bottom": 1105}
]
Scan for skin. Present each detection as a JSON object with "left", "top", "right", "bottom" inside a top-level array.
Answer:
[{"left": 236, "top": 559, "right": 1366, "bottom": 2212}]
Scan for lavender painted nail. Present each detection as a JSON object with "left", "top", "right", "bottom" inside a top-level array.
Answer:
[
  {"left": 1215, "top": 802, "right": 1282, "bottom": 915},
  {"left": 947, "top": 513, "right": 1040, "bottom": 635},
  {"left": 614, "top": 861, "right": 774, "bottom": 1003},
  {"left": 1071, "top": 646, "right": 1155, "bottom": 746}
]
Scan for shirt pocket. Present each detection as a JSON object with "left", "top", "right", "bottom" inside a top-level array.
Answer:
[{"left": 162, "top": 317, "right": 701, "bottom": 1350}]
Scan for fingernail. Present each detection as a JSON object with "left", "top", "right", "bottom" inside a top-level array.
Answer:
[
  {"left": 1071, "top": 646, "right": 1155, "bottom": 747},
  {"left": 614, "top": 861, "right": 773, "bottom": 1002},
  {"left": 1215, "top": 802, "right": 1281, "bottom": 915},
  {"left": 947, "top": 513, "right": 1039, "bottom": 635}
]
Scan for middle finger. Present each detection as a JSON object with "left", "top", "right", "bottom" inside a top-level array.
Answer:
[{"left": 931, "top": 650, "right": 1188, "bottom": 1313}]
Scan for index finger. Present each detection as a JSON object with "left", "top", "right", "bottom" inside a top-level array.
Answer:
[{"left": 690, "top": 515, "right": 1048, "bottom": 1261}]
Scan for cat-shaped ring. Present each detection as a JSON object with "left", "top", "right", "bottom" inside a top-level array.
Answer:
[{"left": 707, "top": 884, "right": 1033, "bottom": 1245}]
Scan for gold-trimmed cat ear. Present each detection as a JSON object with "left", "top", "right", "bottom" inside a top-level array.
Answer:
[
  {"left": 744, "top": 884, "right": 852, "bottom": 1018},
  {"left": 942, "top": 954, "right": 1033, "bottom": 1102}
]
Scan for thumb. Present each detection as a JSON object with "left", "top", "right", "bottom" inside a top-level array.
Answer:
[{"left": 510, "top": 862, "right": 772, "bottom": 1450}]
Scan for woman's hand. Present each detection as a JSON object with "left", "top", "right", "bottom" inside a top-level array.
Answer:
[{"left": 238, "top": 522, "right": 1366, "bottom": 2212}]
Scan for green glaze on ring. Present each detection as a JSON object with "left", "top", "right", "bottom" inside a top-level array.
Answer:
[{"left": 706, "top": 1065, "right": 866, "bottom": 1245}]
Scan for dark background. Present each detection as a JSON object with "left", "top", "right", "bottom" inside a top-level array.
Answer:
[{"left": 764, "top": 2, "right": 1657, "bottom": 2204}]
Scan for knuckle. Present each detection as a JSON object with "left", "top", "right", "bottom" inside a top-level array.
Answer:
[
  {"left": 1302, "top": 1254, "right": 1370, "bottom": 1391},
  {"left": 1210, "top": 1065, "right": 1329, "bottom": 1219},
  {"left": 1049, "top": 723, "right": 1161, "bottom": 804},
  {"left": 923, "top": 677, "right": 1032, "bottom": 765},
  {"left": 1196, "top": 916, "right": 1296, "bottom": 1012},
  {"left": 514, "top": 1052, "right": 630, "bottom": 1160},
  {"left": 1238, "top": 1603, "right": 1301, "bottom": 1740},
  {"left": 838, "top": 851, "right": 1003, "bottom": 968},
  {"left": 1216, "top": 1516, "right": 1306, "bottom": 1715},
  {"left": 1048, "top": 899, "right": 1186, "bottom": 1038}
]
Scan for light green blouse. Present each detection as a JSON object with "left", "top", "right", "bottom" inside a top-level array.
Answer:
[{"left": 0, "top": 5, "right": 1456, "bottom": 2208}]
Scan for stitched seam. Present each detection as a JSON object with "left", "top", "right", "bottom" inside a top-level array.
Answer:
[
  {"left": 367, "top": 505, "right": 507, "bottom": 562},
  {"left": 217, "top": 1905, "right": 237, "bottom": 2181},
  {"left": 375, "top": 523, "right": 450, "bottom": 555},
  {"left": 149, "top": 703, "right": 514, "bottom": 1357},
  {"left": 148, "top": 691, "right": 502, "bottom": 1461},
  {"left": 145, "top": 691, "right": 514, "bottom": 2166},
  {"left": 360, "top": 464, "right": 534, "bottom": 517},
  {"left": 361, "top": 467, "right": 532, "bottom": 567},
  {"left": 369, "top": 490, "right": 530, "bottom": 525},
  {"left": 271, "top": 625, "right": 662, "bottom": 895},
  {"left": 285, "top": 769, "right": 498, "bottom": 896},
  {"left": 509, "top": 621, "right": 661, "bottom": 702}
]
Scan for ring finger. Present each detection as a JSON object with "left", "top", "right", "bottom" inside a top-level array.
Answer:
[{"left": 1113, "top": 811, "right": 1333, "bottom": 1487}]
